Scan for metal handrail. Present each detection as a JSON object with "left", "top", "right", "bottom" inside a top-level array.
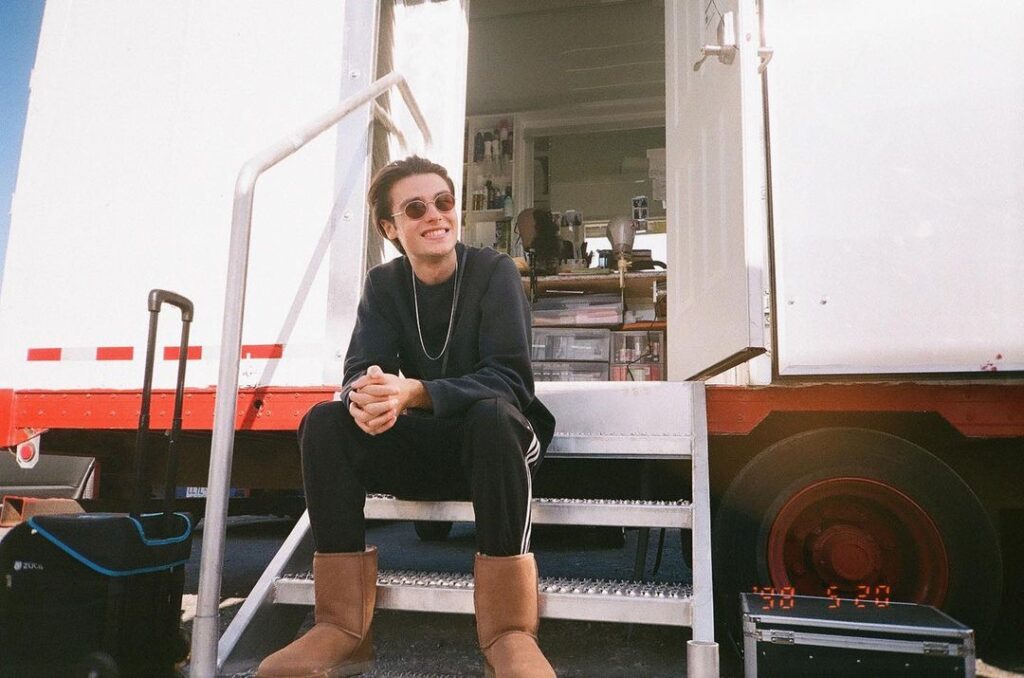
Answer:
[
  {"left": 687, "top": 384, "right": 718, "bottom": 676},
  {"left": 190, "top": 71, "right": 432, "bottom": 677}
]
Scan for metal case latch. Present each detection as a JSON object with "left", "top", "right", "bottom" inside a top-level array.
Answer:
[{"left": 766, "top": 630, "right": 796, "bottom": 645}]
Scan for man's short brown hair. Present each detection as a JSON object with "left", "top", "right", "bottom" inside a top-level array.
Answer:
[{"left": 367, "top": 155, "right": 456, "bottom": 254}]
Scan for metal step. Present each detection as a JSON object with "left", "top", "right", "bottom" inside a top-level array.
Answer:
[
  {"left": 365, "top": 494, "right": 692, "bottom": 529},
  {"left": 537, "top": 382, "right": 698, "bottom": 460},
  {"left": 214, "top": 382, "right": 717, "bottom": 676},
  {"left": 274, "top": 570, "right": 693, "bottom": 627}
]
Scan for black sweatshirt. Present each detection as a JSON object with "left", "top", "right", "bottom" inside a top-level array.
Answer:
[{"left": 341, "top": 243, "right": 555, "bottom": 453}]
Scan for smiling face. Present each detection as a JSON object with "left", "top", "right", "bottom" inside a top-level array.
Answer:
[{"left": 381, "top": 172, "right": 459, "bottom": 268}]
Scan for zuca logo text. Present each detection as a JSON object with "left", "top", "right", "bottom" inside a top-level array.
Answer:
[{"left": 13, "top": 561, "right": 44, "bottom": 572}]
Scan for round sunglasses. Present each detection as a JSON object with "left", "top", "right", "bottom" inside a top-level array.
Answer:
[{"left": 391, "top": 192, "right": 457, "bottom": 220}]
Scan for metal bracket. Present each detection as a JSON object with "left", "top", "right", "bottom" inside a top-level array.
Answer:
[
  {"left": 758, "top": 46, "right": 774, "bottom": 74},
  {"left": 693, "top": 11, "right": 737, "bottom": 71}
]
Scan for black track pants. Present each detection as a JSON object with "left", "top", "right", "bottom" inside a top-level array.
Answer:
[{"left": 299, "top": 398, "right": 541, "bottom": 557}]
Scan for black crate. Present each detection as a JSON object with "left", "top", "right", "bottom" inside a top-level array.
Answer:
[
  {"left": 0, "top": 513, "right": 191, "bottom": 677},
  {"left": 1, "top": 290, "right": 195, "bottom": 678},
  {"left": 741, "top": 592, "right": 975, "bottom": 677}
]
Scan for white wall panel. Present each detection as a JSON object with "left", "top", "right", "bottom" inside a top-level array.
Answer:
[
  {"left": 0, "top": 1, "right": 350, "bottom": 389},
  {"left": 768, "top": 1, "right": 1024, "bottom": 375}
]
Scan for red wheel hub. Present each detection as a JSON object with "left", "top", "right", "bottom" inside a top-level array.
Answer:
[{"left": 766, "top": 477, "right": 948, "bottom": 605}]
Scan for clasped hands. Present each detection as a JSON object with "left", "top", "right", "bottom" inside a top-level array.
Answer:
[{"left": 347, "top": 365, "right": 428, "bottom": 436}]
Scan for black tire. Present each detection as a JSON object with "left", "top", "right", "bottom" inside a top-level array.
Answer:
[
  {"left": 712, "top": 427, "right": 1002, "bottom": 641},
  {"left": 413, "top": 520, "right": 454, "bottom": 541}
]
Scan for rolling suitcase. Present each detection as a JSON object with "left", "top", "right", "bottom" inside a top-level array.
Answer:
[{"left": 0, "top": 290, "right": 196, "bottom": 678}]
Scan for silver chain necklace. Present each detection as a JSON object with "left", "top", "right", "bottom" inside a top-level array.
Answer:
[{"left": 412, "top": 254, "right": 459, "bottom": 361}]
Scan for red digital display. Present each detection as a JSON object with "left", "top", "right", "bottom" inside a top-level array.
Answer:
[
  {"left": 753, "top": 584, "right": 892, "bottom": 610},
  {"left": 752, "top": 586, "right": 795, "bottom": 610}
]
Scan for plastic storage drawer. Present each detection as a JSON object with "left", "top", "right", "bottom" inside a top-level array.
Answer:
[
  {"left": 532, "top": 361, "right": 609, "bottom": 382},
  {"left": 610, "top": 363, "right": 663, "bottom": 381},
  {"left": 532, "top": 294, "right": 623, "bottom": 327},
  {"left": 611, "top": 330, "right": 664, "bottom": 364},
  {"left": 531, "top": 328, "right": 610, "bottom": 362}
]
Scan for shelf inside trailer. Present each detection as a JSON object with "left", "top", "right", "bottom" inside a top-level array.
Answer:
[{"left": 524, "top": 270, "right": 665, "bottom": 299}]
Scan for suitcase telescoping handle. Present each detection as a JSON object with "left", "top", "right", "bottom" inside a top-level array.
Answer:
[
  {"left": 131, "top": 289, "right": 194, "bottom": 534},
  {"left": 149, "top": 289, "right": 194, "bottom": 322}
]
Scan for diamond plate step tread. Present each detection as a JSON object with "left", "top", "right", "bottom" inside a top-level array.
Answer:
[
  {"left": 364, "top": 495, "right": 692, "bottom": 529},
  {"left": 275, "top": 570, "right": 693, "bottom": 628}
]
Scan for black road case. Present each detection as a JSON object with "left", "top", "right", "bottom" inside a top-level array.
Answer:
[
  {"left": 0, "top": 290, "right": 195, "bottom": 678},
  {"left": 741, "top": 592, "right": 975, "bottom": 677}
]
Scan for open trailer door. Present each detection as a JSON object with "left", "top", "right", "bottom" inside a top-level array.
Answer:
[{"left": 665, "top": 0, "right": 769, "bottom": 380}]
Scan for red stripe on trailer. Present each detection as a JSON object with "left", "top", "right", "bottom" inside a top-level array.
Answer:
[
  {"left": 5, "top": 384, "right": 1024, "bottom": 437},
  {"left": 0, "top": 389, "right": 42, "bottom": 449},
  {"left": 96, "top": 346, "right": 134, "bottom": 361},
  {"left": 163, "top": 345, "right": 203, "bottom": 361},
  {"left": 241, "top": 344, "right": 284, "bottom": 359},
  {"left": 10, "top": 387, "right": 332, "bottom": 431},
  {"left": 706, "top": 383, "right": 1024, "bottom": 437},
  {"left": 27, "top": 348, "right": 62, "bottom": 361},
  {"left": 25, "top": 343, "right": 300, "bottom": 361},
  {"left": 0, "top": 389, "right": 14, "bottom": 445}
]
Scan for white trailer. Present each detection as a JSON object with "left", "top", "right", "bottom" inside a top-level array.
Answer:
[{"left": 2, "top": 0, "right": 1022, "bottom": 672}]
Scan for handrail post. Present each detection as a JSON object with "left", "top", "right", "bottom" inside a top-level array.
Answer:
[
  {"left": 687, "top": 382, "right": 719, "bottom": 677},
  {"left": 190, "top": 72, "right": 431, "bottom": 677}
]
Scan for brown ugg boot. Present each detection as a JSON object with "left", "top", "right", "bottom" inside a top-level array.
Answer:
[
  {"left": 257, "top": 547, "right": 377, "bottom": 678},
  {"left": 474, "top": 553, "right": 556, "bottom": 678}
]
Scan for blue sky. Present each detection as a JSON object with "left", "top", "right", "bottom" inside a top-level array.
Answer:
[{"left": 0, "top": 0, "right": 45, "bottom": 287}]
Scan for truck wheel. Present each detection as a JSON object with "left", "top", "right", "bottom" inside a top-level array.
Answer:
[
  {"left": 712, "top": 427, "right": 1002, "bottom": 641},
  {"left": 414, "top": 520, "right": 453, "bottom": 542}
]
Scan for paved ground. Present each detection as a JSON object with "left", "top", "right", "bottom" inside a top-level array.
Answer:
[{"left": 183, "top": 516, "right": 1023, "bottom": 677}]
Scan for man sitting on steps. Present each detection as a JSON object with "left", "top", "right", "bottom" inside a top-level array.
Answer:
[{"left": 257, "top": 155, "right": 557, "bottom": 678}]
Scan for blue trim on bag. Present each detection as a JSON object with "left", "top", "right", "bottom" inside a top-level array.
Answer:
[
  {"left": 26, "top": 514, "right": 192, "bottom": 577},
  {"left": 135, "top": 512, "right": 193, "bottom": 545}
]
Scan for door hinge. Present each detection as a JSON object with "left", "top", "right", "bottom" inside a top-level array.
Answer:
[{"left": 693, "top": 11, "right": 737, "bottom": 71}]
